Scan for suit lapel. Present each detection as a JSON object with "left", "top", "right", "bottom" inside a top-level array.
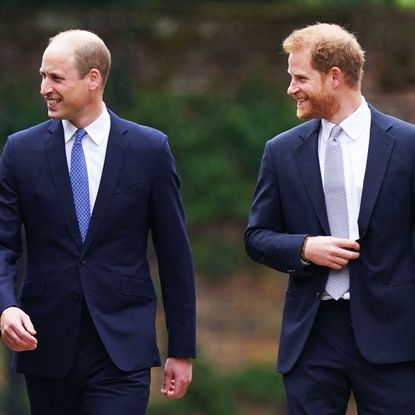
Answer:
[
  {"left": 294, "top": 120, "right": 331, "bottom": 235},
  {"left": 45, "top": 120, "right": 83, "bottom": 249},
  {"left": 82, "top": 112, "right": 130, "bottom": 252},
  {"left": 358, "top": 110, "right": 395, "bottom": 239}
]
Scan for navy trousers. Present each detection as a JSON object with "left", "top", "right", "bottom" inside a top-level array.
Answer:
[
  {"left": 283, "top": 299, "right": 415, "bottom": 415},
  {"left": 25, "top": 302, "right": 151, "bottom": 415}
]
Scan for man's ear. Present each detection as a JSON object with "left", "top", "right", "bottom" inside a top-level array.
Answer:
[
  {"left": 329, "top": 66, "right": 343, "bottom": 89},
  {"left": 88, "top": 68, "right": 101, "bottom": 91}
]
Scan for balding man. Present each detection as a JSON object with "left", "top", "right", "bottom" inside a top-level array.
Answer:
[{"left": 0, "top": 30, "right": 196, "bottom": 415}]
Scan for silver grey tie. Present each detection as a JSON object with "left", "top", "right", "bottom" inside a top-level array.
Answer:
[{"left": 324, "top": 125, "right": 350, "bottom": 300}]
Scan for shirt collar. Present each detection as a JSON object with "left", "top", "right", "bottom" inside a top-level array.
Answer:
[
  {"left": 62, "top": 104, "right": 110, "bottom": 146},
  {"left": 321, "top": 97, "right": 371, "bottom": 143}
]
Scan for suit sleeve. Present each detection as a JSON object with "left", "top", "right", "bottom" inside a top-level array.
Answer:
[
  {"left": 149, "top": 136, "right": 196, "bottom": 358},
  {"left": 0, "top": 137, "right": 23, "bottom": 313},
  {"left": 245, "top": 140, "right": 312, "bottom": 277}
]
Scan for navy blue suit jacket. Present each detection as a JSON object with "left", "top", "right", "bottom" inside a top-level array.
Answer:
[
  {"left": 0, "top": 110, "right": 196, "bottom": 378},
  {"left": 245, "top": 106, "right": 415, "bottom": 373}
]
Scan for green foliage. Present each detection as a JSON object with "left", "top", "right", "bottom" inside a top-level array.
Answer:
[
  {"left": 284, "top": 0, "right": 397, "bottom": 4},
  {"left": 398, "top": 0, "right": 415, "bottom": 6},
  {"left": 148, "top": 356, "right": 285, "bottom": 415},
  {"left": 119, "top": 78, "right": 298, "bottom": 226},
  {"left": 228, "top": 364, "right": 285, "bottom": 404},
  {"left": 0, "top": 79, "right": 44, "bottom": 143},
  {"left": 0, "top": 0, "right": 401, "bottom": 5},
  {"left": 191, "top": 232, "right": 244, "bottom": 278}
]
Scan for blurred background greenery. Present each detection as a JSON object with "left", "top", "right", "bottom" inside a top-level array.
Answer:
[{"left": 1, "top": 1, "right": 415, "bottom": 414}]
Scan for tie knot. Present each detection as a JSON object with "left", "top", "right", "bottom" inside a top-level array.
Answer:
[
  {"left": 74, "top": 128, "right": 87, "bottom": 144},
  {"left": 328, "top": 125, "right": 342, "bottom": 144}
]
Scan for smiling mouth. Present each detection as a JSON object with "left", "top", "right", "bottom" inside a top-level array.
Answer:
[
  {"left": 45, "top": 98, "right": 62, "bottom": 106},
  {"left": 296, "top": 97, "right": 308, "bottom": 106}
]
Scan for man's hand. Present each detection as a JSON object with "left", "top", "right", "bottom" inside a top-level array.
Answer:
[
  {"left": 161, "top": 357, "right": 192, "bottom": 399},
  {"left": 0, "top": 306, "right": 37, "bottom": 352},
  {"left": 304, "top": 236, "right": 360, "bottom": 269}
]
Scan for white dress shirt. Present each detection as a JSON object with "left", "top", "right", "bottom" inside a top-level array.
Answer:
[
  {"left": 62, "top": 105, "right": 111, "bottom": 214},
  {"left": 318, "top": 98, "right": 371, "bottom": 300},
  {"left": 318, "top": 98, "right": 371, "bottom": 241}
]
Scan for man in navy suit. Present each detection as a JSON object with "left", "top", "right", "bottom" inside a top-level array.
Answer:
[
  {"left": 0, "top": 30, "right": 195, "bottom": 414},
  {"left": 246, "top": 23, "right": 415, "bottom": 414}
]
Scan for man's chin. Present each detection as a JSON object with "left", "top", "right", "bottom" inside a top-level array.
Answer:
[
  {"left": 296, "top": 109, "right": 312, "bottom": 120},
  {"left": 47, "top": 110, "right": 62, "bottom": 120}
]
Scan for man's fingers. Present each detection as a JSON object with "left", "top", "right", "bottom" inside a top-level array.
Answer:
[
  {"left": 162, "top": 377, "right": 190, "bottom": 399},
  {"left": 161, "top": 372, "right": 173, "bottom": 396},
  {"left": 338, "top": 248, "right": 360, "bottom": 261},
  {"left": 4, "top": 326, "right": 37, "bottom": 350},
  {"left": 9, "top": 318, "right": 37, "bottom": 343},
  {"left": 1, "top": 308, "right": 37, "bottom": 351},
  {"left": 304, "top": 236, "right": 361, "bottom": 268},
  {"left": 161, "top": 357, "right": 192, "bottom": 399},
  {"left": 170, "top": 379, "right": 189, "bottom": 398},
  {"left": 21, "top": 314, "right": 37, "bottom": 336},
  {"left": 334, "top": 238, "right": 360, "bottom": 251}
]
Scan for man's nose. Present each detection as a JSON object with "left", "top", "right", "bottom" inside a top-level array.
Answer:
[
  {"left": 40, "top": 78, "right": 52, "bottom": 96},
  {"left": 287, "top": 79, "right": 299, "bottom": 96}
]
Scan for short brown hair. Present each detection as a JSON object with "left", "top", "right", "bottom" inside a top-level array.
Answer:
[
  {"left": 49, "top": 30, "right": 111, "bottom": 89},
  {"left": 282, "top": 23, "right": 365, "bottom": 90}
]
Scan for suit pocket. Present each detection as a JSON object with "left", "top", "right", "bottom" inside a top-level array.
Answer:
[
  {"left": 19, "top": 280, "right": 45, "bottom": 299},
  {"left": 120, "top": 276, "right": 157, "bottom": 300},
  {"left": 114, "top": 183, "right": 146, "bottom": 195}
]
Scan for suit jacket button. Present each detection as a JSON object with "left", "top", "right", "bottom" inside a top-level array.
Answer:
[
  {"left": 80, "top": 259, "right": 86, "bottom": 265},
  {"left": 74, "top": 291, "right": 81, "bottom": 300},
  {"left": 316, "top": 292, "right": 321, "bottom": 299}
]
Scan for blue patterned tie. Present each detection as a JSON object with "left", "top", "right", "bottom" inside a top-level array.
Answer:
[
  {"left": 70, "top": 128, "right": 90, "bottom": 243},
  {"left": 324, "top": 125, "right": 350, "bottom": 300}
]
